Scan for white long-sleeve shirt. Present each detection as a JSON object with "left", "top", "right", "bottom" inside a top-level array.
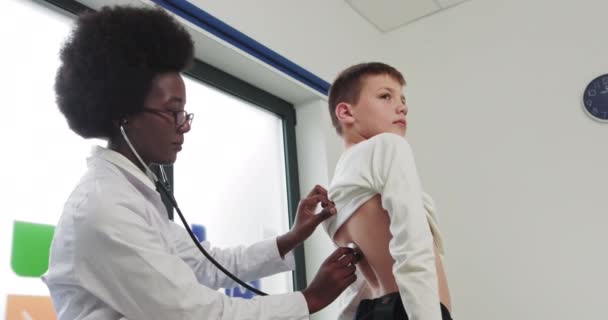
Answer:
[
  {"left": 43, "top": 146, "right": 308, "bottom": 320},
  {"left": 324, "top": 133, "right": 442, "bottom": 320}
]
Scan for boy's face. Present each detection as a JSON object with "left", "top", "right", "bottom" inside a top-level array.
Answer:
[{"left": 342, "top": 74, "right": 407, "bottom": 139}]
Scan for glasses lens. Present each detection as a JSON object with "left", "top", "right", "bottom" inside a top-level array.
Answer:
[{"left": 176, "top": 111, "right": 186, "bottom": 126}]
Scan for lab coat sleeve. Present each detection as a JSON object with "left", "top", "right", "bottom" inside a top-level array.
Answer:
[
  {"left": 73, "top": 196, "right": 309, "bottom": 320},
  {"left": 169, "top": 222, "right": 296, "bottom": 289},
  {"left": 369, "top": 133, "right": 441, "bottom": 320}
]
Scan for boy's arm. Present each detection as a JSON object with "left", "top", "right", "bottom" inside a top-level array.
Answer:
[{"left": 370, "top": 133, "right": 442, "bottom": 320}]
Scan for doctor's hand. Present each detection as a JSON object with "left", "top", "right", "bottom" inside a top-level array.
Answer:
[
  {"left": 301, "top": 246, "right": 358, "bottom": 314},
  {"left": 277, "top": 185, "right": 336, "bottom": 257}
]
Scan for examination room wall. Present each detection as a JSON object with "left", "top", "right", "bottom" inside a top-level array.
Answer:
[
  {"left": 189, "top": 0, "right": 608, "bottom": 319},
  {"left": 378, "top": 0, "right": 608, "bottom": 319}
]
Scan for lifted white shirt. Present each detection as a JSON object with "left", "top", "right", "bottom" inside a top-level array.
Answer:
[
  {"left": 44, "top": 146, "right": 308, "bottom": 320},
  {"left": 324, "top": 133, "right": 443, "bottom": 320}
]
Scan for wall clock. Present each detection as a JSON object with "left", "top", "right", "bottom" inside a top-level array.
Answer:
[{"left": 583, "top": 74, "right": 608, "bottom": 122}]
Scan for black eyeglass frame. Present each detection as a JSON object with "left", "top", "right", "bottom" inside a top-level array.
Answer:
[{"left": 141, "top": 108, "right": 194, "bottom": 129}]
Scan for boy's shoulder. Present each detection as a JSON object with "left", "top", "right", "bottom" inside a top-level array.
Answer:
[
  {"left": 336, "top": 133, "right": 413, "bottom": 170},
  {"left": 369, "top": 132, "right": 410, "bottom": 145},
  {"left": 352, "top": 133, "right": 412, "bottom": 155}
]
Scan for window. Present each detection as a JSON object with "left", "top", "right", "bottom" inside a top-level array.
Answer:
[{"left": 175, "top": 76, "right": 293, "bottom": 294}]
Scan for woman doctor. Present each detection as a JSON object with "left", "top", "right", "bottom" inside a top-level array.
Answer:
[{"left": 44, "top": 6, "right": 358, "bottom": 320}]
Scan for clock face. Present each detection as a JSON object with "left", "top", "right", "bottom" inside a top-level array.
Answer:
[{"left": 583, "top": 74, "right": 608, "bottom": 122}]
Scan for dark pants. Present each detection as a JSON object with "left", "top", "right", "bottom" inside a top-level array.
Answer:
[{"left": 354, "top": 292, "right": 453, "bottom": 320}]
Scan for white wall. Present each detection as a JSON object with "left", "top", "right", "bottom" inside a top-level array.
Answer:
[
  {"left": 378, "top": 0, "right": 608, "bottom": 319},
  {"left": 187, "top": 0, "right": 382, "bottom": 81},
  {"left": 163, "top": 1, "right": 608, "bottom": 319}
]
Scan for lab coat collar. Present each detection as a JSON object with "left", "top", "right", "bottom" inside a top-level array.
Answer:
[{"left": 89, "top": 146, "right": 157, "bottom": 191}]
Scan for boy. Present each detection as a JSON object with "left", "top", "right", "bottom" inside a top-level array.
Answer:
[{"left": 323, "top": 62, "right": 453, "bottom": 320}]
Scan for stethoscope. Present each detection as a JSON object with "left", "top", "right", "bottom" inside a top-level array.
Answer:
[{"left": 119, "top": 124, "right": 268, "bottom": 296}]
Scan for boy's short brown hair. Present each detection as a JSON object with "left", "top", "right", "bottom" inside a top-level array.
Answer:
[{"left": 328, "top": 62, "right": 405, "bottom": 135}]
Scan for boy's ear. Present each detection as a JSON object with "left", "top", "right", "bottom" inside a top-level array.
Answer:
[{"left": 335, "top": 102, "right": 355, "bottom": 125}]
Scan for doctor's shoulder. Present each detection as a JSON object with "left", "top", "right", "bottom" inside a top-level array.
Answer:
[{"left": 69, "top": 173, "right": 148, "bottom": 229}]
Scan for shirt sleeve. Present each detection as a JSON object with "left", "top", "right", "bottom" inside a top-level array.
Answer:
[
  {"left": 168, "top": 222, "right": 296, "bottom": 289},
  {"left": 73, "top": 196, "right": 308, "bottom": 320},
  {"left": 369, "top": 133, "right": 441, "bottom": 320}
]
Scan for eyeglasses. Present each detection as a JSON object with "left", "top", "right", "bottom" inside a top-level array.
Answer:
[{"left": 141, "top": 108, "right": 194, "bottom": 129}]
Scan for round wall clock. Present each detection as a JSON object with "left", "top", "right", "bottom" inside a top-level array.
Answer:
[{"left": 583, "top": 74, "right": 608, "bottom": 122}]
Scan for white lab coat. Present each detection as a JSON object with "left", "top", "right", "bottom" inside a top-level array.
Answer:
[{"left": 43, "top": 146, "right": 309, "bottom": 320}]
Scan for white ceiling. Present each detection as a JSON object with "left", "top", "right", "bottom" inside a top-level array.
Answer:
[{"left": 346, "top": 0, "right": 469, "bottom": 33}]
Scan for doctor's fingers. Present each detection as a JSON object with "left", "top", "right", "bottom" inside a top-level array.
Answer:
[
  {"left": 334, "top": 262, "right": 356, "bottom": 277},
  {"left": 335, "top": 252, "right": 358, "bottom": 268},
  {"left": 325, "top": 247, "right": 355, "bottom": 263},
  {"left": 314, "top": 207, "right": 337, "bottom": 223},
  {"left": 338, "top": 273, "right": 358, "bottom": 288},
  {"left": 305, "top": 185, "right": 328, "bottom": 199},
  {"left": 330, "top": 262, "right": 357, "bottom": 289},
  {"left": 299, "top": 194, "right": 331, "bottom": 209}
]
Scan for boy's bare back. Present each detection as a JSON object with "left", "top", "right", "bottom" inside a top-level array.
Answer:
[{"left": 333, "top": 194, "right": 452, "bottom": 312}]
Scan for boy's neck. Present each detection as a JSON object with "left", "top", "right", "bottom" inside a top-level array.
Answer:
[
  {"left": 342, "top": 131, "right": 405, "bottom": 150},
  {"left": 342, "top": 131, "right": 367, "bottom": 150}
]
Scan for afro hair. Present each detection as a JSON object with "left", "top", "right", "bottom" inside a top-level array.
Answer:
[{"left": 55, "top": 5, "right": 194, "bottom": 139}]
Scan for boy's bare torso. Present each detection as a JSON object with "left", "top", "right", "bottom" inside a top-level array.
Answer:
[{"left": 334, "top": 194, "right": 452, "bottom": 312}]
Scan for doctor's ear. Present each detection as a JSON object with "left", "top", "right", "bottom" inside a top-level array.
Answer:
[{"left": 335, "top": 102, "right": 355, "bottom": 125}]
